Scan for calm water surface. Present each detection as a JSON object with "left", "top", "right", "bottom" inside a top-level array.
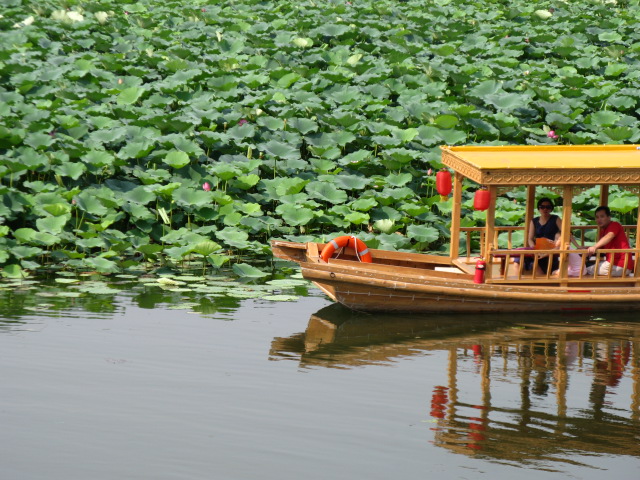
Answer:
[{"left": 1, "top": 277, "right": 639, "bottom": 479}]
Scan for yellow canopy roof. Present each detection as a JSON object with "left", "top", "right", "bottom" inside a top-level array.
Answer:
[{"left": 441, "top": 145, "right": 640, "bottom": 185}]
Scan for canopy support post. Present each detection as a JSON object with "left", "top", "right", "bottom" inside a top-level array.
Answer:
[
  {"left": 449, "top": 173, "right": 463, "bottom": 260},
  {"left": 559, "top": 185, "right": 574, "bottom": 284},
  {"left": 524, "top": 185, "right": 536, "bottom": 247},
  {"left": 483, "top": 186, "right": 497, "bottom": 280},
  {"left": 600, "top": 185, "right": 609, "bottom": 207}
]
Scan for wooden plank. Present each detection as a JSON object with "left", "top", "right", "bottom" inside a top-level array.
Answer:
[
  {"left": 306, "top": 242, "right": 320, "bottom": 263},
  {"left": 452, "top": 258, "right": 478, "bottom": 275}
]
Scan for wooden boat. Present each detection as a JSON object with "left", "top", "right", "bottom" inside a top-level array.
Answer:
[{"left": 272, "top": 145, "right": 640, "bottom": 312}]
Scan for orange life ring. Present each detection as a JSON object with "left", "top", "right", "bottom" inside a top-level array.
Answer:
[{"left": 320, "top": 235, "right": 372, "bottom": 263}]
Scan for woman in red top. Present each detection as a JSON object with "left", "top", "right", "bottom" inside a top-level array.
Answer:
[{"left": 586, "top": 206, "right": 635, "bottom": 276}]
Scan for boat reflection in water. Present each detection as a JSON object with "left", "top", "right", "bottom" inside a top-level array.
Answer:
[{"left": 270, "top": 305, "right": 640, "bottom": 464}]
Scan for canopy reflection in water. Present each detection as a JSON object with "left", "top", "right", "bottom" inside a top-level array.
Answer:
[{"left": 270, "top": 305, "right": 640, "bottom": 466}]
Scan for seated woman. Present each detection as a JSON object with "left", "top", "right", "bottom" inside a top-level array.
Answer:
[{"left": 515, "top": 197, "right": 563, "bottom": 275}]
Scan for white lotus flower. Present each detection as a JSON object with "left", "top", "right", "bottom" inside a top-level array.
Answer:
[
  {"left": 66, "top": 11, "right": 84, "bottom": 23},
  {"left": 13, "top": 16, "right": 34, "bottom": 28},
  {"left": 534, "top": 9, "right": 552, "bottom": 19},
  {"left": 94, "top": 11, "right": 109, "bottom": 24}
]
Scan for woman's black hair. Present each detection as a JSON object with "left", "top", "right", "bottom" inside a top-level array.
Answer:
[{"left": 537, "top": 197, "right": 554, "bottom": 208}]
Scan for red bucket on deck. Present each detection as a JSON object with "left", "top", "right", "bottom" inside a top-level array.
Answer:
[{"left": 474, "top": 259, "right": 486, "bottom": 284}]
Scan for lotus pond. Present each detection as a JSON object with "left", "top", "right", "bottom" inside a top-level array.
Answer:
[
  {"left": 1, "top": 272, "right": 639, "bottom": 479},
  {"left": 2, "top": 0, "right": 640, "bottom": 279}
]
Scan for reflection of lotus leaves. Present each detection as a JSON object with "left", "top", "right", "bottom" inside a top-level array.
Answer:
[
  {"left": 192, "top": 286, "right": 228, "bottom": 293},
  {"left": 162, "top": 287, "right": 193, "bottom": 293},
  {"left": 171, "top": 275, "right": 207, "bottom": 282},
  {"left": 57, "top": 292, "right": 83, "bottom": 298},
  {"left": 262, "top": 295, "right": 299, "bottom": 302},
  {"left": 225, "top": 290, "right": 264, "bottom": 299},
  {"left": 265, "top": 279, "right": 309, "bottom": 287},
  {"left": 167, "top": 303, "right": 199, "bottom": 310},
  {"left": 156, "top": 277, "right": 185, "bottom": 286}
]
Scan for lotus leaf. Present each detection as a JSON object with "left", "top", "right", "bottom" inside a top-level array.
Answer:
[
  {"left": 376, "top": 233, "right": 410, "bottom": 250},
  {"left": 118, "top": 140, "right": 155, "bottom": 160},
  {"left": 305, "top": 182, "right": 348, "bottom": 204},
  {"left": 333, "top": 175, "right": 370, "bottom": 190},
  {"left": 406, "top": 225, "right": 439, "bottom": 244},
  {"left": 124, "top": 186, "right": 156, "bottom": 205},
  {"left": 261, "top": 295, "right": 299, "bottom": 302},
  {"left": 164, "top": 150, "right": 191, "bottom": 169},
  {"left": 207, "top": 254, "right": 232, "bottom": 268},
  {"left": 209, "top": 163, "right": 241, "bottom": 181},
  {"left": 276, "top": 204, "right": 314, "bottom": 226},
  {"left": 13, "top": 228, "right": 37, "bottom": 243},
  {"left": 209, "top": 191, "right": 233, "bottom": 205},
  {"left": 434, "top": 115, "right": 459, "bottom": 129},
  {"left": 588, "top": 111, "right": 620, "bottom": 127},
  {"left": 138, "top": 244, "right": 163, "bottom": 258},
  {"left": 232, "top": 263, "right": 268, "bottom": 279},
  {"left": 11, "top": 246, "right": 43, "bottom": 259},
  {"left": 42, "top": 203, "right": 71, "bottom": 217},
  {"left": 234, "top": 174, "right": 261, "bottom": 190},
  {"left": 338, "top": 150, "right": 371, "bottom": 166},
  {"left": 1, "top": 264, "right": 26, "bottom": 279},
  {"left": 350, "top": 197, "right": 378, "bottom": 212},
  {"left": 36, "top": 215, "right": 69, "bottom": 234},
  {"left": 385, "top": 173, "right": 413, "bottom": 187},
  {"left": 216, "top": 227, "right": 250, "bottom": 249},
  {"left": 123, "top": 203, "right": 154, "bottom": 221},
  {"left": 172, "top": 187, "right": 212, "bottom": 208},
  {"left": 608, "top": 196, "right": 639, "bottom": 214},
  {"left": 117, "top": 87, "right": 145, "bottom": 105},
  {"left": 55, "top": 278, "right": 80, "bottom": 284},
  {"left": 262, "top": 140, "right": 300, "bottom": 160},
  {"left": 24, "top": 131, "right": 55, "bottom": 150},
  {"left": 164, "top": 245, "right": 192, "bottom": 260}
]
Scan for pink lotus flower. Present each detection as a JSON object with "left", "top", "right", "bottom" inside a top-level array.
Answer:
[
  {"left": 427, "top": 168, "right": 433, "bottom": 175},
  {"left": 202, "top": 182, "right": 211, "bottom": 191},
  {"left": 238, "top": 119, "right": 248, "bottom": 126},
  {"left": 547, "top": 130, "right": 558, "bottom": 139}
]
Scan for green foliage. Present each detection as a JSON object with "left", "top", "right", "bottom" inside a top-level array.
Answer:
[{"left": 1, "top": 0, "right": 639, "bottom": 273}]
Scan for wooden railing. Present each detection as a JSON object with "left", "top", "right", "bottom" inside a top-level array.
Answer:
[
  {"left": 487, "top": 246, "right": 639, "bottom": 284},
  {"left": 459, "top": 225, "right": 638, "bottom": 261}
]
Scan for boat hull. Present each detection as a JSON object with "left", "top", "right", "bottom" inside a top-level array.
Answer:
[
  {"left": 272, "top": 241, "right": 640, "bottom": 313},
  {"left": 302, "top": 265, "right": 639, "bottom": 313}
]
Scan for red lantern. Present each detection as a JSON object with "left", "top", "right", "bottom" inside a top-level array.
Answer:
[
  {"left": 435, "top": 170, "right": 452, "bottom": 197},
  {"left": 474, "top": 189, "right": 490, "bottom": 211}
]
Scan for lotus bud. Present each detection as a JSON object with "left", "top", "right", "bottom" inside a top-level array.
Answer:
[
  {"left": 202, "top": 182, "right": 211, "bottom": 191},
  {"left": 547, "top": 130, "right": 556, "bottom": 138}
]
